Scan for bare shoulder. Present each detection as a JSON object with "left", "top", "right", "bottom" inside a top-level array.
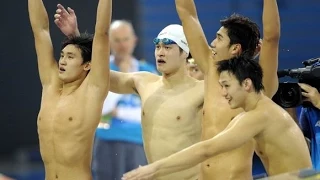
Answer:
[
  {"left": 238, "top": 109, "right": 267, "bottom": 125},
  {"left": 132, "top": 71, "right": 160, "bottom": 93},
  {"left": 132, "top": 71, "right": 160, "bottom": 84}
]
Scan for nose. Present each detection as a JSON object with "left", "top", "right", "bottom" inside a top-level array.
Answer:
[
  {"left": 156, "top": 47, "right": 165, "bottom": 57},
  {"left": 59, "top": 57, "right": 67, "bottom": 65},
  {"left": 221, "top": 87, "right": 228, "bottom": 97},
  {"left": 210, "top": 39, "right": 217, "bottom": 48}
]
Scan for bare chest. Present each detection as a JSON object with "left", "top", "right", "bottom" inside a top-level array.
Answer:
[
  {"left": 38, "top": 91, "right": 100, "bottom": 136},
  {"left": 142, "top": 87, "right": 201, "bottom": 126}
]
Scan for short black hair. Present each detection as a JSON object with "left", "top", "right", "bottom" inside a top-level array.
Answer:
[
  {"left": 220, "top": 14, "right": 260, "bottom": 58},
  {"left": 216, "top": 56, "right": 264, "bottom": 93},
  {"left": 61, "top": 33, "right": 93, "bottom": 64}
]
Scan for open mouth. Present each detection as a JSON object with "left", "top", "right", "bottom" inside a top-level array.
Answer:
[
  {"left": 226, "top": 97, "right": 231, "bottom": 103},
  {"left": 59, "top": 67, "right": 66, "bottom": 72},
  {"left": 157, "top": 59, "right": 166, "bottom": 64}
]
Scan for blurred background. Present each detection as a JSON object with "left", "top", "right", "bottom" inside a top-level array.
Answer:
[{"left": 0, "top": 0, "right": 319, "bottom": 179}]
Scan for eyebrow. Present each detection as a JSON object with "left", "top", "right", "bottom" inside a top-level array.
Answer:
[
  {"left": 217, "top": 33, "right": 223, "bottom": 38},
  {"left": 219, "top": 80, "right": 228, "bottom": 84},
  {"left": 61, "top": 51, "right": 75, "bottom": 56}
]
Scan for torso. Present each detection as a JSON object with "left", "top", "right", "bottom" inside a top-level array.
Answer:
[
  {"left": 201, "top": 64, "right": 254, "bottom": 180},
  {"left": 253, "top": 100, "right": 312, "bottom": 175},
  {"left": 38, "top": 79, "right": 106, "bottom": 180},
  {"left": 136, "top": 74, "right": 203, "bottom": 180}
]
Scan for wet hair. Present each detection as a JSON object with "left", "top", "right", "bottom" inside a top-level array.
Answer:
[
  {"left": 216, "top": 55, "right": 264, "bottom": 93},
  {"left": 220, "top": 14, "right": 260, "bottom": 58},
  {"left": 61, "top": 33, "right": 93, "bottom": 64}
]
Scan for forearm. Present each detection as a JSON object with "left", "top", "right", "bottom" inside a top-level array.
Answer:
[
  {"left": 175, "top": 0, "right": 211, "bottom": 74},
  {"left": 263, "top": 0, "right": 280, "bottom": 41},
  {"left": 153, "top": 142, "right": 208, "bottom": 177},
  {"left": 175, "top": 0, "right": 198, "bottom": 19},
  {"left": 95, "top": 0, "right": 112, "bottom": 35},
  {"left": 28, "top": 0, "right": 49, "bottom": 32}
]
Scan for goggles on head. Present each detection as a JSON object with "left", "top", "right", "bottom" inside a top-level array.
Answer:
[{"left": 153, "top": 38, "right": 176, "bottom": 45}]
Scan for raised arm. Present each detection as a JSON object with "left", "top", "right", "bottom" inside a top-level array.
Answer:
[
  {"left": 175, "top": 0, "right": 212, "bottom": 74},
  {"left": 122, "top": 112, "right": 266, "bottom": 179},
  {"left": 28, "top": 0, "right": 58, "bottom": 86},
  {"left": 259, "top": 0, "right": 280, "bottom": 98},
  {"left": 87, "top": 0, "right": 112, "bottom": 88}
]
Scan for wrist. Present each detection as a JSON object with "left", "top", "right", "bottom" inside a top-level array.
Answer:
[
  {"left": 67, "top": 29, "right": 80, "bottom": 38},
  {"left": 152, "top": 160, "right": 164, "bottom": 177},
  {"left": 74, "top": 29, "right": 80, "bottom": 36}
]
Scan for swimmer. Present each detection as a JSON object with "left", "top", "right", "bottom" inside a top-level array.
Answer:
[
  {"left": 28, "top": 0, "right": 112, "bottom": 179},
  {"left": 54, "top": 9, "right": 204, "bottom": 178}
]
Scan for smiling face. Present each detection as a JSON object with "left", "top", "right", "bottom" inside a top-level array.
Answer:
[
  {"left": 210, "top": 27, "right": 242, "bottom": 61},
  {"left": 58, "top": 44, "right": 91, "bottom": 83},
  {"left": 218, "top": 71, "right": 248, "bottom": 109}
]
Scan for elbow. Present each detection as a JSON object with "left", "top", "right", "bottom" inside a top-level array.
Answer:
[
  {"left": 263, "top": 27, "right": 281, "bottom": 42},
  {"left": 95, "top": 29, "right": 110, "bottom": 37},
  {"left": 263, "top": 33, "right": 280, "bottom": 42},
  {"left": 30, "top": 20, "right": 49, "bottom": 32}
]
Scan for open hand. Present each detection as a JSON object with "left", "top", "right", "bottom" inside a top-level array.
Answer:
[{"left": 54, "top": 4, "right": 79, "bottom": 37}]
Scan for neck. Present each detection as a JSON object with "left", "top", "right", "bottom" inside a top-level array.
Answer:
[
  {"left": 243, "top": 91, "right": 263, "bottom": 112},
  {"left": 161, "top": 64, "right": 189, "bottom": 88},
  {"left": 60, "top": 77, "right": 85, "bottom": 96}
]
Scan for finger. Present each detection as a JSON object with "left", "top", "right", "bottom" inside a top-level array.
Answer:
[
  {"left": 301, "top": 92, "right": 310, "bottom": 98},
  {"left": 57, "top": 4, "right": 68, "bottom": 13},
  {"left": 123, "top": 171, "right": 136, "bottom": 178},
  {"left": 67, "top": 7, "right": 76, "bottom": 17},
  {"left": 57, "top": 4, "right": 70, "bottom": 19},
  {"left": 54, "top": 14, "right": 61, "bottom": 19},
  {"left": 56, "top": 8, "right": 62, "bottom": 14},
  {"left": 298, "top": 83, "right": 312, "bottom": 91},
  {"left": 54, "top": 14, "right": 66, "bottom": 24},
  {"left": 54, "top": 19, "right": 63, "bottom": 28}
]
